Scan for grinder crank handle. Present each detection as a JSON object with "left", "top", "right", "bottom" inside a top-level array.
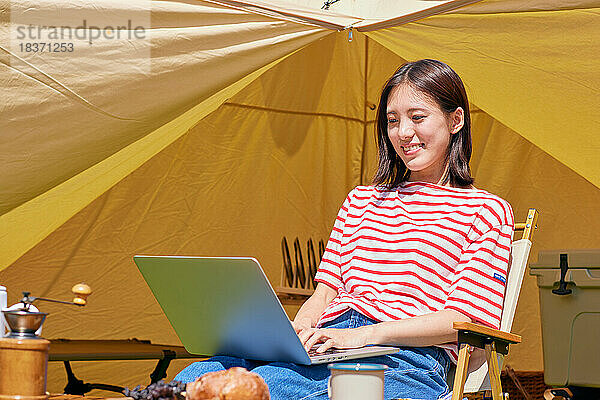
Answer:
[
  {"left": 19, "top": 283, "right": 92, "bottom": 307},
  {"left": 72, "top": 283, "right": 92, "bottom": 306}
]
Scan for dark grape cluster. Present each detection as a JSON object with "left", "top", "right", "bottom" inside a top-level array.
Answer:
[{"left": 123, "top": 380, "right": 186, "bottom": 400}]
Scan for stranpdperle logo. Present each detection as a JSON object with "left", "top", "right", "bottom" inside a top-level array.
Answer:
[
  {"left": 9, "top": 1, "right": 151, "bottom": 72},
  {"left": 15, "top": 19, "right": 147, "bottom": 45}
]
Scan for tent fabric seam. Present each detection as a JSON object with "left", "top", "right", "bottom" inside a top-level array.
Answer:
[
  {"left": 355, "top": 0, "right": 484, "bottom": 31},
  {"left": 223, "top": 102, "right": 364, "bottom": 123}
]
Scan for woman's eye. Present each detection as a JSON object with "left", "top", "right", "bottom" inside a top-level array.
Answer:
[
  {"left": 387, "top": 118, "right": 398, "bottom": 124},
  {"left": 412, "top": 115, "right": 425, "bottom": 121}
]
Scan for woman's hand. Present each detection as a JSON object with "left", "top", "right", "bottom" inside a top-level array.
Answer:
[
  {"left": 291, "top": 316, "right": 313, "bottom": 334},
  {"left": 290, "top": 283, "right": 337, "bottom": 335},
  {"left": 299, "top": 326, "right": 373, "bottom": 353}
]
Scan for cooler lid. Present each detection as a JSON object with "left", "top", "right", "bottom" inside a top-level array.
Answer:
[{"left": 530, "top": 249, "right": 600, "bottom": 269}]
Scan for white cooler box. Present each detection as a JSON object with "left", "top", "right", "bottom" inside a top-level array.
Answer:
[{"left": 529, "top": 250, "right": 600, "bottom": 388}]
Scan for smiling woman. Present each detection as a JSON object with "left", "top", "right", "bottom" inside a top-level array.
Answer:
[
  {"left": 175, "top": 60, "right": 514, "bottom": 400},
  {"left": 374, "top": 59, "right": 473, "bottom": 188}
]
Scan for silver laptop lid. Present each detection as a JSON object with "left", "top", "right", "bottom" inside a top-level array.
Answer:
[{"left": 134, "top": 256, "right": 312, "bottom": 365}]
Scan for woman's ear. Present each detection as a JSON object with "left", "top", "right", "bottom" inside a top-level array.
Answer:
[{"left": 449, "top": 107, "right": 464, "bottom": 134}]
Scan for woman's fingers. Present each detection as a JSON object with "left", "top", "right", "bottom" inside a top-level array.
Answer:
[
  {"left": 298, "top": 327, "right": 319, "bottom": 346},
  {"left": 303, "top": 329, "right": 326, "bottom": 351},
  {"left": 316, "top": 338, "right": 336, "bottom": 353},
  {"left": 302, "top": 328, "right": 367, "bottom": 352}
]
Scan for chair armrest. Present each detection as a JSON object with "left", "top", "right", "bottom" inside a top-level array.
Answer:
[
  {"left": 453, "top": 322, "right": 521, "bottom": 343},
  {"left": 453, "top": 322, "right": 521, "bottom": 355}
]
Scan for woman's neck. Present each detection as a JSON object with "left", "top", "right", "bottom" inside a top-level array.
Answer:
[{"left": 407, "top": 166, "right": 449, "bottom": 186}]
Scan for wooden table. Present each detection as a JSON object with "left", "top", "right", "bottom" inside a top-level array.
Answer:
[
  {"left": 48, "top": 339, "right": 205, "bottom": 395},
  {"left": 48, "top": 396, "right": 125, "bottom": 400}
]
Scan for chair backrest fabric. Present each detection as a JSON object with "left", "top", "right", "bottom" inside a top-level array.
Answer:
[{"left": 460, "top": 238, "right": 533, "bottom": 393}]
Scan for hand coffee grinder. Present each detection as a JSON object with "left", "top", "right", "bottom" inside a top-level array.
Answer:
[{"left": 0, "top": 283, "right": 92, "bottom": 400}]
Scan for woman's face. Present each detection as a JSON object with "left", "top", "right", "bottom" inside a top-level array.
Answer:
[{"left": 386, "top": 83, "right": 464, "bottom": 184}]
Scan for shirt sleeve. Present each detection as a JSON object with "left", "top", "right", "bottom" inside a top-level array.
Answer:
[
  {"left": 443, "top": 201, "right": 514, "bottom": 329},
  {"left": 313, "top": 191, "right": 353, "bottom": 292}
]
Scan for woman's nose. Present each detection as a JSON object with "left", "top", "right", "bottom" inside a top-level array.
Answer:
[{"left": 398, "top": 121, "right": 414, "bottom": 142}]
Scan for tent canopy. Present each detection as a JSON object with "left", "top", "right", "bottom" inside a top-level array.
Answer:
[{"left": 1, "top": 0, "right": 599, "bottom": 391}]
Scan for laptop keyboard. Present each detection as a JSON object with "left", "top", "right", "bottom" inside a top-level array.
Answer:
[{"left": 308, "top": 345, "right": 341, "bottom": 356}]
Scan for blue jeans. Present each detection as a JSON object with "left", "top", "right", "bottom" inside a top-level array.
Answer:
[{"left": 174, "top": 309, "right": 451, "bottom": 400}]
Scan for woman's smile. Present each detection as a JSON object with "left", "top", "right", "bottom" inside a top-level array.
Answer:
[{"left": 401, "top": 143, "right": 425, "bottom": 155}]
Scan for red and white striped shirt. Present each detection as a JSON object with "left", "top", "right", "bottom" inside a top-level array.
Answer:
[{"left": 314, "top": 182, "right": 514, "bottom": 362}]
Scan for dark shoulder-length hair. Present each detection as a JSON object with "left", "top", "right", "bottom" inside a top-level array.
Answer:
[{"left": 373, "top": 59, "right": 474, "bottom": 189}]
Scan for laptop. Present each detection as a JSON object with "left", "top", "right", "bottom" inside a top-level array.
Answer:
[{"left": 134, "top": 255, "right": 398, "bottom": 365}]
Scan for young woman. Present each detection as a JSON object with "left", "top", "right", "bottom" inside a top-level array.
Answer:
[{"left": 175, "top": 59, "right": 514, "bottom": 400}]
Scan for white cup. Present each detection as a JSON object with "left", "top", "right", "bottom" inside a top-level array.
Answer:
[
  {"left": 0, "top": 285, "right": 6, "bottom": 337},
  {"left": 327, "top": 362, "right": 387, "bottom": 400}
]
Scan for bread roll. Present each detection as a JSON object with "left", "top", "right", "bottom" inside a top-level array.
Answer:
[{"left": 186, "top": 367, "right": 270, "bottom": 400}]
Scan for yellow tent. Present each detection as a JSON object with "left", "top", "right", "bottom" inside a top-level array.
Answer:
[{"left": 1, "top": 0, "right": 599, "bottom": 392}]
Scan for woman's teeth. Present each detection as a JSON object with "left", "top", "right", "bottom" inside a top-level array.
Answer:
[{"left": 403, "top": 144, "right": 423, "bottom": 151}]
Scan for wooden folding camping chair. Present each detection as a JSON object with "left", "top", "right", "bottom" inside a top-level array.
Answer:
[
  {"left": 450, "top": 208, "right": 539, "bottom": 400},
  {"left": 275, "top": 210, "right": 540, "bottom": 400}
]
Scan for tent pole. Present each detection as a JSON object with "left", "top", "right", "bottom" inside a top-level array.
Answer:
[{"left": 360, "top": 35, "right": 370, "bottom": 185}]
